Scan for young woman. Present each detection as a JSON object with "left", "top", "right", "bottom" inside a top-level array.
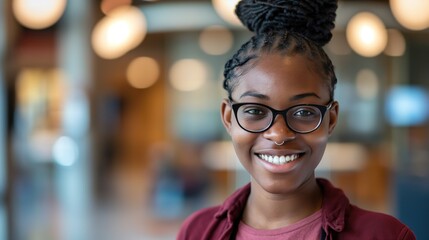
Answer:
[{"left": 178, "top": 0, "right": 416, "bottom": 239}]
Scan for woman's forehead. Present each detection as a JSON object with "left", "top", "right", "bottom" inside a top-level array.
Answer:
[{"left": 234, "top": 55, "right": 329, "bottom": 101}]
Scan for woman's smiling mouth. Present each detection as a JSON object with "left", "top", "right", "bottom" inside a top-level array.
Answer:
[{"left": 257, "top": 153, "right": 300, "bottom": 165}]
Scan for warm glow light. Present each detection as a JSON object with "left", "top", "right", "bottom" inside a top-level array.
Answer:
[
  {"left": 384, "top": 29, "right": 406, "bottom": 57},
  {"left": 92, "top": 6, "right": 146, "bottom": 59},
  {"left": 199, "top": 25, "right": 234, "bottom": 55},
  {"left": 355, "top": 69, "right": 379, "bottom": 100},
  {"left": 346, "top": 12, "right": 388, "bottom": 57},
  {"left": 126, "top": 57, "right": 160, "bottom": 89},
  {"left": 390, "top": 0, "right": 429, "bottom": 30},
  {"left": 212, "top": 0, "right": 241, "bottom": 26},
  {"left": 100, "top": 0, "right": 131, "bottom": 15},
  {"left": 12, "top": 0, "right": 67, "bottom": 29},
  {"left": 169, "top": 59, "right": 207, "bottom": 91}
]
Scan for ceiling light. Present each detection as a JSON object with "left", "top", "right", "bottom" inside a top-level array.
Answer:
[
  {"left": 199, "top": 25, "right": 234, "bottom": 55},
  {"left": 390, "top": 0, "right": 429, "bottom": 30},
  {"left": 212, "top": 0, "right": 241, "bottom": 26},
  {"left": 12, "top": 0, "right": 67, "bottom": 29},
  {"left": 346, "top": 12, "right": 388, "bottom": 57},
  {"left": 92, "top": 6, "right": 146, "bottom": 59},
  {"left": 169, "top": 59, "right": 207, "bottom": 92}
]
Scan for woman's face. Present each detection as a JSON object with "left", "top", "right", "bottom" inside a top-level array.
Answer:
[{"left": 221, "top": 54, "right": 339, "bottom": 194}]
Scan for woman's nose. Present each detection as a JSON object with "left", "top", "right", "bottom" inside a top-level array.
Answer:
[{"left": 263, "top": 115, "right": 296, "bottom": 143}]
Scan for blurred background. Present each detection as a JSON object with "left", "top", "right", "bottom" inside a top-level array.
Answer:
[{"left": 0, "top": 0, "right": 429, "bottom": 239}]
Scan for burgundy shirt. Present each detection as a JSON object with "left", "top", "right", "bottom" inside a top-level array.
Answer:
[
  {"left": 177, "top": 178, "right": 416, "bottom": 240},
  {"left": 236, "top": 208, "right": 322, "bottom": 239}
]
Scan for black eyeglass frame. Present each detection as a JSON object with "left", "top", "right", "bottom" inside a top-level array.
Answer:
[{"left": 229, "top": 99, "right": 334, "bottom": 134}]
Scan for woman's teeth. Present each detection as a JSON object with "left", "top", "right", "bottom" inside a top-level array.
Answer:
[{"left": 258, "top": 154, "right": 299, "bottom": 165}]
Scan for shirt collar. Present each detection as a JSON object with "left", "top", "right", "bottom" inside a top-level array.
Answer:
[
  {"left": 317, "top": 178, "right": 349, "bottom": 233},
  {"left": 214, "top": 179, "right": 350, "bottom": 233},
  {"left": 215, "top": 183, "right": 251, "bottom": 223}
]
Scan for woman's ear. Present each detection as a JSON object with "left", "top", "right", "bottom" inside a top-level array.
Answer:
[
  {"left": 221, "top": 99, "right": 233, "bottom": 135},
  {"left": 328, "top": 101, "right": 339, "bottom": 136}
]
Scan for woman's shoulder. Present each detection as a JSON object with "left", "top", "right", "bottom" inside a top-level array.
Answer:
[
  {"left": 317, "top": 178, "right": 415, "bottom": 239},
  {"left": 177, "top": 183, "right": 251, "bottom": 239},
  {"left": 346, "top": 205, "right": 416, "bottom": 239},
  {"left": 177, "top": 206, "right": 220, "bottom": 239},
  {"left": 349, "top": 205, "right": 406, "bottom": 227},
  {"left": 183, "top": 205, "right": 221, "bottom": 226}
]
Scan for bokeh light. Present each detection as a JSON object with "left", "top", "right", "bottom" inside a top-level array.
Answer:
[
  {"left": 53, "top": 136, "right": 79, "bottom": 167},
  {"left": 346, "top": 12, "right": 388, "bottom": 57},
  {"left": 384, "top": 29, "right": 406, "bottom": 57},
  {"left": 169, "top": 59, "right": 207, "bottom": 92},
  {"left": 199, "top": 25, "right": 234, "bottom": 55},
  {"left": 390, "top": 0, "right": 429, "bottom": 31},
  {"left": 100, "top": 0, "right": 131, "bottom": 15},
  {"left": 385, "top": 86, "right": 429, "bottom": 126},
  {"left": 12, "top": 0, "right": 67, "bottom": 29},
  {"left": 92, "top": 6, "right": 146, "bottom": 59},
  {"left": 212, "top": 0, "right": 241, "bottom": 26},
  {"left": 355, "top": 69, "right": 379, "bottom": 100},
  {"left": 127, "top": 57, "right": 160, "bottom": 89}
]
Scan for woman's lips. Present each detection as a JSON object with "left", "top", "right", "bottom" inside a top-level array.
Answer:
[{"left": 257, "top": 153, "right": 300, "bottom": 165}]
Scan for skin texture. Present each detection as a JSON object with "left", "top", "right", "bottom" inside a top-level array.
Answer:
[{"left": 221, "top": 53, "right": 339, "bottom": 229}]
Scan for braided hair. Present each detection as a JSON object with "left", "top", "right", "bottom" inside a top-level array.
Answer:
[{"left": 223, "top": 0, "right": 338, "bottom": 100}]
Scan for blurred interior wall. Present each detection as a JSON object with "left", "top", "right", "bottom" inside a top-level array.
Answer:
[
  {"left": 393, "top": 37, "right": 429, "bottom": 239},
  {"left": 54, "top": 0, "right": 94, "bottom": 239},
  {"left": 1, "top": 1, "right": 7, "bottom": 239}
]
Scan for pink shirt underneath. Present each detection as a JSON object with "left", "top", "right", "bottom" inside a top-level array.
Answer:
[{"left": 236, "top": 209, "right": 322, "bottom": 240}]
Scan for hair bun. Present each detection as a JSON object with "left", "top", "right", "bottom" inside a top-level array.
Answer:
[{"left": 235, "top": 0, "right": 337, "bottom": 46}]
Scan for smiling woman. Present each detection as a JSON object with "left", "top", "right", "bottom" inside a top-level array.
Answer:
[{"left": 177, "top": 0, "right": 416, "bottom": 239}]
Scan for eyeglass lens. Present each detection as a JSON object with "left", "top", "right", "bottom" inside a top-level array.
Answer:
[{"left": 236, "top": 104, "right": 323, "bottom": 133}]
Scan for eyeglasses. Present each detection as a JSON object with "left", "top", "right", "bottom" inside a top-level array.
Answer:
[{"left": 230, "top": 100, "right": 333, "bottom": 134}]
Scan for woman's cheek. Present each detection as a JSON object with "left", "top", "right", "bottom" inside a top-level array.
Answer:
[
  {"left": 231, "top": 131, "right": 254, "bottom": 152},
  {"left": 310, "top": 122, "right": 331, "bottom": 145},
  {"left": 306, "top": 132, "right": 329, "bottom": 164},
  {"left": 229, "top": 122, "right": 256, "bottom": 145},
  {"left": 230, "top": 129, "right": 257, "bottom": 162}
]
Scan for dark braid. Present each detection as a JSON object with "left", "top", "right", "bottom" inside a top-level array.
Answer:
[{"left": 223, "top": 0, "right": 338, "bottom": 100}]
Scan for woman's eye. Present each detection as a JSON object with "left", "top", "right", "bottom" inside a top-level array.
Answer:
[
  {"left": 295, "top": 110, "right": 312, "bottom": 116},
  {"left": 244, "top": 108, "right": 265, "bottom": 115},
  {"left": 293, "top": 108, "right": 317, "bottom": 118},
  {"left": 240, "top": 105, "right": 269, "bottom": 118}
]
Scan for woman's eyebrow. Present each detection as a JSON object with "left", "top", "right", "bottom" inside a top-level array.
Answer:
[
  {"left": 239, "top": 91, "right": 321, "bottom": 101},
  {"left": 289, "top": 93, "right": 321, "bottom": 101},
  {"left": 239, "top": 91, "right": 270, "bottom": 100}
]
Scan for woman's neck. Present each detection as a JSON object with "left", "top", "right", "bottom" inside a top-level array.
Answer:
[{"left": 242, "top": 177, "right": 323, "bottom": 230}]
